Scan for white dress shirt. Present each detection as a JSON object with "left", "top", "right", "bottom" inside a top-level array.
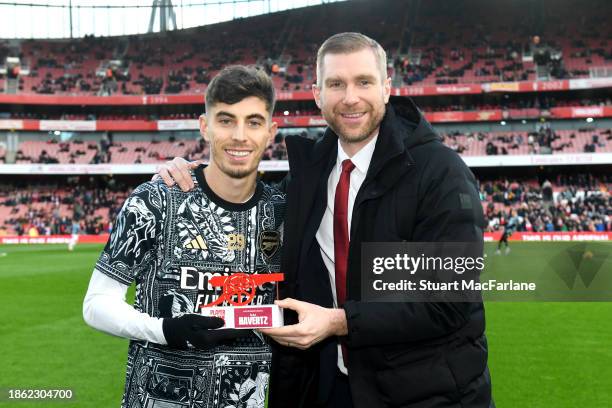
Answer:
[{"left": 315, "top": 134, "right": 378, "bottom": 374}]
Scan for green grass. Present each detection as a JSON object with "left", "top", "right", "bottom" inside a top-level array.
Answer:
[
  {"left": 482, "top": 242, "right": 612, "bottom": 407},
  {"left": 0, "top": 244, "right": 129, "bottom": 407},
  {"left": 0, "top": 243, "right": 611, "bottom": 407}
]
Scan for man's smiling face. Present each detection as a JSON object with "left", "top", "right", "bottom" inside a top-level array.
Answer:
[
  {"left": 314, "top": 48, "right": 390, "bottom": 148},
  {"left": 201, "top": 96, "right": 276, "bottom": 179}
]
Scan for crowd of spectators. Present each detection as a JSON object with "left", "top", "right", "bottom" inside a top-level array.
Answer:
[
  {"left": 418, "top": 97, "right": 612, "bottom": 112},
  {"left": 15, "top": 139, "right": 99, "bottom": 164},
  {"left": 19, "top": 35, "right": 116, "bottom": 94},
  {"left": 6, "top": 0, "right": 608, "bottom": 96},
  {"left": 394, "top": 41, "right": 532, "bottom": 85},
  {"left": 1, "top": 96, "right": 610, "bottom": 125},
  {"left": 9, "top": 125, "right": 612, "bottom": 165},
  {"left": 442, "top": 127, "right": 611, "bottom": 156},
  {"left": 400, "top": 0, "right": 611, "bottom": 85},
  {"left": 0, "top": 177, "right": 126, "bottom": 236},
  {"left": 2, "top": 173, "right": 609, "bottom": 236},
  {"left": 481, "top": 174, "right": 612, "bottom": 232}
]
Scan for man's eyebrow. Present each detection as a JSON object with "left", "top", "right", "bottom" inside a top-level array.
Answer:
[
  {"left": 246, "top": 113, "right": 266, "bottom": 121},
  {"left": 356, "top": 74, "right": 377, "bottom": 81},
  {"left": 324, "top": 74, "right": 377, "bottom": 85},
  {"left": 325, "top": 77, "right": 343, "bottom": 85},
  {"left": 215, "top": 111, "right": 266, "bottom": 121},
  {"left": 215, "top": 111, "right": 236, "bottom": 119}
]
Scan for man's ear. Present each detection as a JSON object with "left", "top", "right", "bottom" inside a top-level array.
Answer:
[
  {"left": 199, "top": 114, "right": 209, "bottom": 142},
  {"left": 383, "top": 77, "right": 391, "bottom": 104},
  {"left": 313, "top": 84, "right": 322, "bottom": 109},
  {"left": 268, "top": 121, "right": 278, "bottom": 146}
]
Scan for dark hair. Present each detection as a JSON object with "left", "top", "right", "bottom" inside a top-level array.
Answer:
[{"left": 205, "top": 65, "right": 275, "bottom": 116}]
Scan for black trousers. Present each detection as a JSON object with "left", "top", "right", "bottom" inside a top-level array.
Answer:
[{"left": 497, "top": 232, "right": 509, "bottom": 248}]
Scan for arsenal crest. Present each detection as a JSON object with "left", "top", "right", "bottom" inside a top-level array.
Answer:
[{"left": 259, "top": 230, "right": 280, "bottom": 260}]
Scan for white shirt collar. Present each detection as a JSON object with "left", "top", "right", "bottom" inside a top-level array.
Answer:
[{"left": 336, "top": 133, "right": 378, "bottom": 175}]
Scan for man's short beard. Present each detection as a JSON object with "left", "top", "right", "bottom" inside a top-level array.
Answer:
[
  {"left": 338, "top": 129, "right": 374, "bottom": 145},
  {"left": 218, "top": 163, "right": 255, "bottom": 179},
  {"left": 324, "top": 107, "right": 384, "bottom": 145},
  {"left": 215, "top": 149, "right": 264, "bottom": 179}
]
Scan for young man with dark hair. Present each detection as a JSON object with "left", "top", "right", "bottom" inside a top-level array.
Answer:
[{"left": 83, "top": 65, "right": 284, "bottom": 408}]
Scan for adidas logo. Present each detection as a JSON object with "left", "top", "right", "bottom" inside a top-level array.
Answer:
[{"left": 184, "top": 235, "right": 208, "bottom": 250}]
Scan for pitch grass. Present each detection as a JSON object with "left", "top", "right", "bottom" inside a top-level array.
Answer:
[{"left": 0, "top": 243, "right": 611, "bottom": 407}]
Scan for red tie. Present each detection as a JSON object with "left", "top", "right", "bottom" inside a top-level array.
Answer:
[
  {"left": 334, "top": 159, "right": 355, "bottom": 307},
  {"left": 334, "top": 159, "right": 355, "bottom": 366}
]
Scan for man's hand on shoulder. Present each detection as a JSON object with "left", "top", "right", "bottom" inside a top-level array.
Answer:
[
  {"left": 152, "top": 157, "right": 203, "bottom": 191},
  {"left": 259, "top": 298, "right": 348, "bottom": 350}
]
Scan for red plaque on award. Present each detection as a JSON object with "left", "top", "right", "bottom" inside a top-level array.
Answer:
[{"left": 200, "top": 273, "right": 284, "bottom": 328}]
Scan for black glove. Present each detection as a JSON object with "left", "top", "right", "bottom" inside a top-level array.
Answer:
[{"left": 162, "top": 314, "right": 243, "bottom": 349}]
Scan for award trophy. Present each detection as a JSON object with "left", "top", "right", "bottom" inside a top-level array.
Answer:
[{"left": 199, "top": 273, "right": 284, "bottom": 329}]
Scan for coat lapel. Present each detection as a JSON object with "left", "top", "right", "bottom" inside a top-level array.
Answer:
[
  {"left": 299, "top": 154, "right": 335, "bottom": 262},
  {"left": 291, "top": 131, "right": 338, "bottom": 280}
]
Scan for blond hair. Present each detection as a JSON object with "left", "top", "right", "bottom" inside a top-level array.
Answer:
[{"left": 316, "top": 32, "right": 387, "bottom": 86}]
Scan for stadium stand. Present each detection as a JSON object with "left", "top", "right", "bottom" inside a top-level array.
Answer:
[
  {"left": 2, "top": 175, "right": 609, "bottom": 236},
  {"left": 442, "top": 128, "right": 612, "bottom": 156},
  {"left": 397, "top": 0, "right": 611, "bottom": 85},
  {"left": 2, "top": 97, "right": 611, "bottom": 118},
  {"left": 10, "top": 126, "right": 611, "bottom": 165},
  {"left": 0, "top": 180, "right": 128, "bottom": 236},
  {"left": 419, "top": 98, "right": 612, "bottom": 112},
  {"left": 1, "top": 0, "right": 610, "bottom": 237},
  {"left": 12, "top": 136, "right": 291, "bottom": 164},
  {"left": 480, "top": 175, "right": 612, "bottom": 232},
  {"left": 6, "top": 0, "right": 610, "bottom": 95}
]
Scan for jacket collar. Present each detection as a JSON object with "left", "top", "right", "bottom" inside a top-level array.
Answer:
[{"left": 365, "top": 101, "right": 414, "bottom": 182}]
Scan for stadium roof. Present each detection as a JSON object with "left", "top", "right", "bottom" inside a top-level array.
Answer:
[{"left": 0, "top": 0, "right": 346, "bottom": 39}]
